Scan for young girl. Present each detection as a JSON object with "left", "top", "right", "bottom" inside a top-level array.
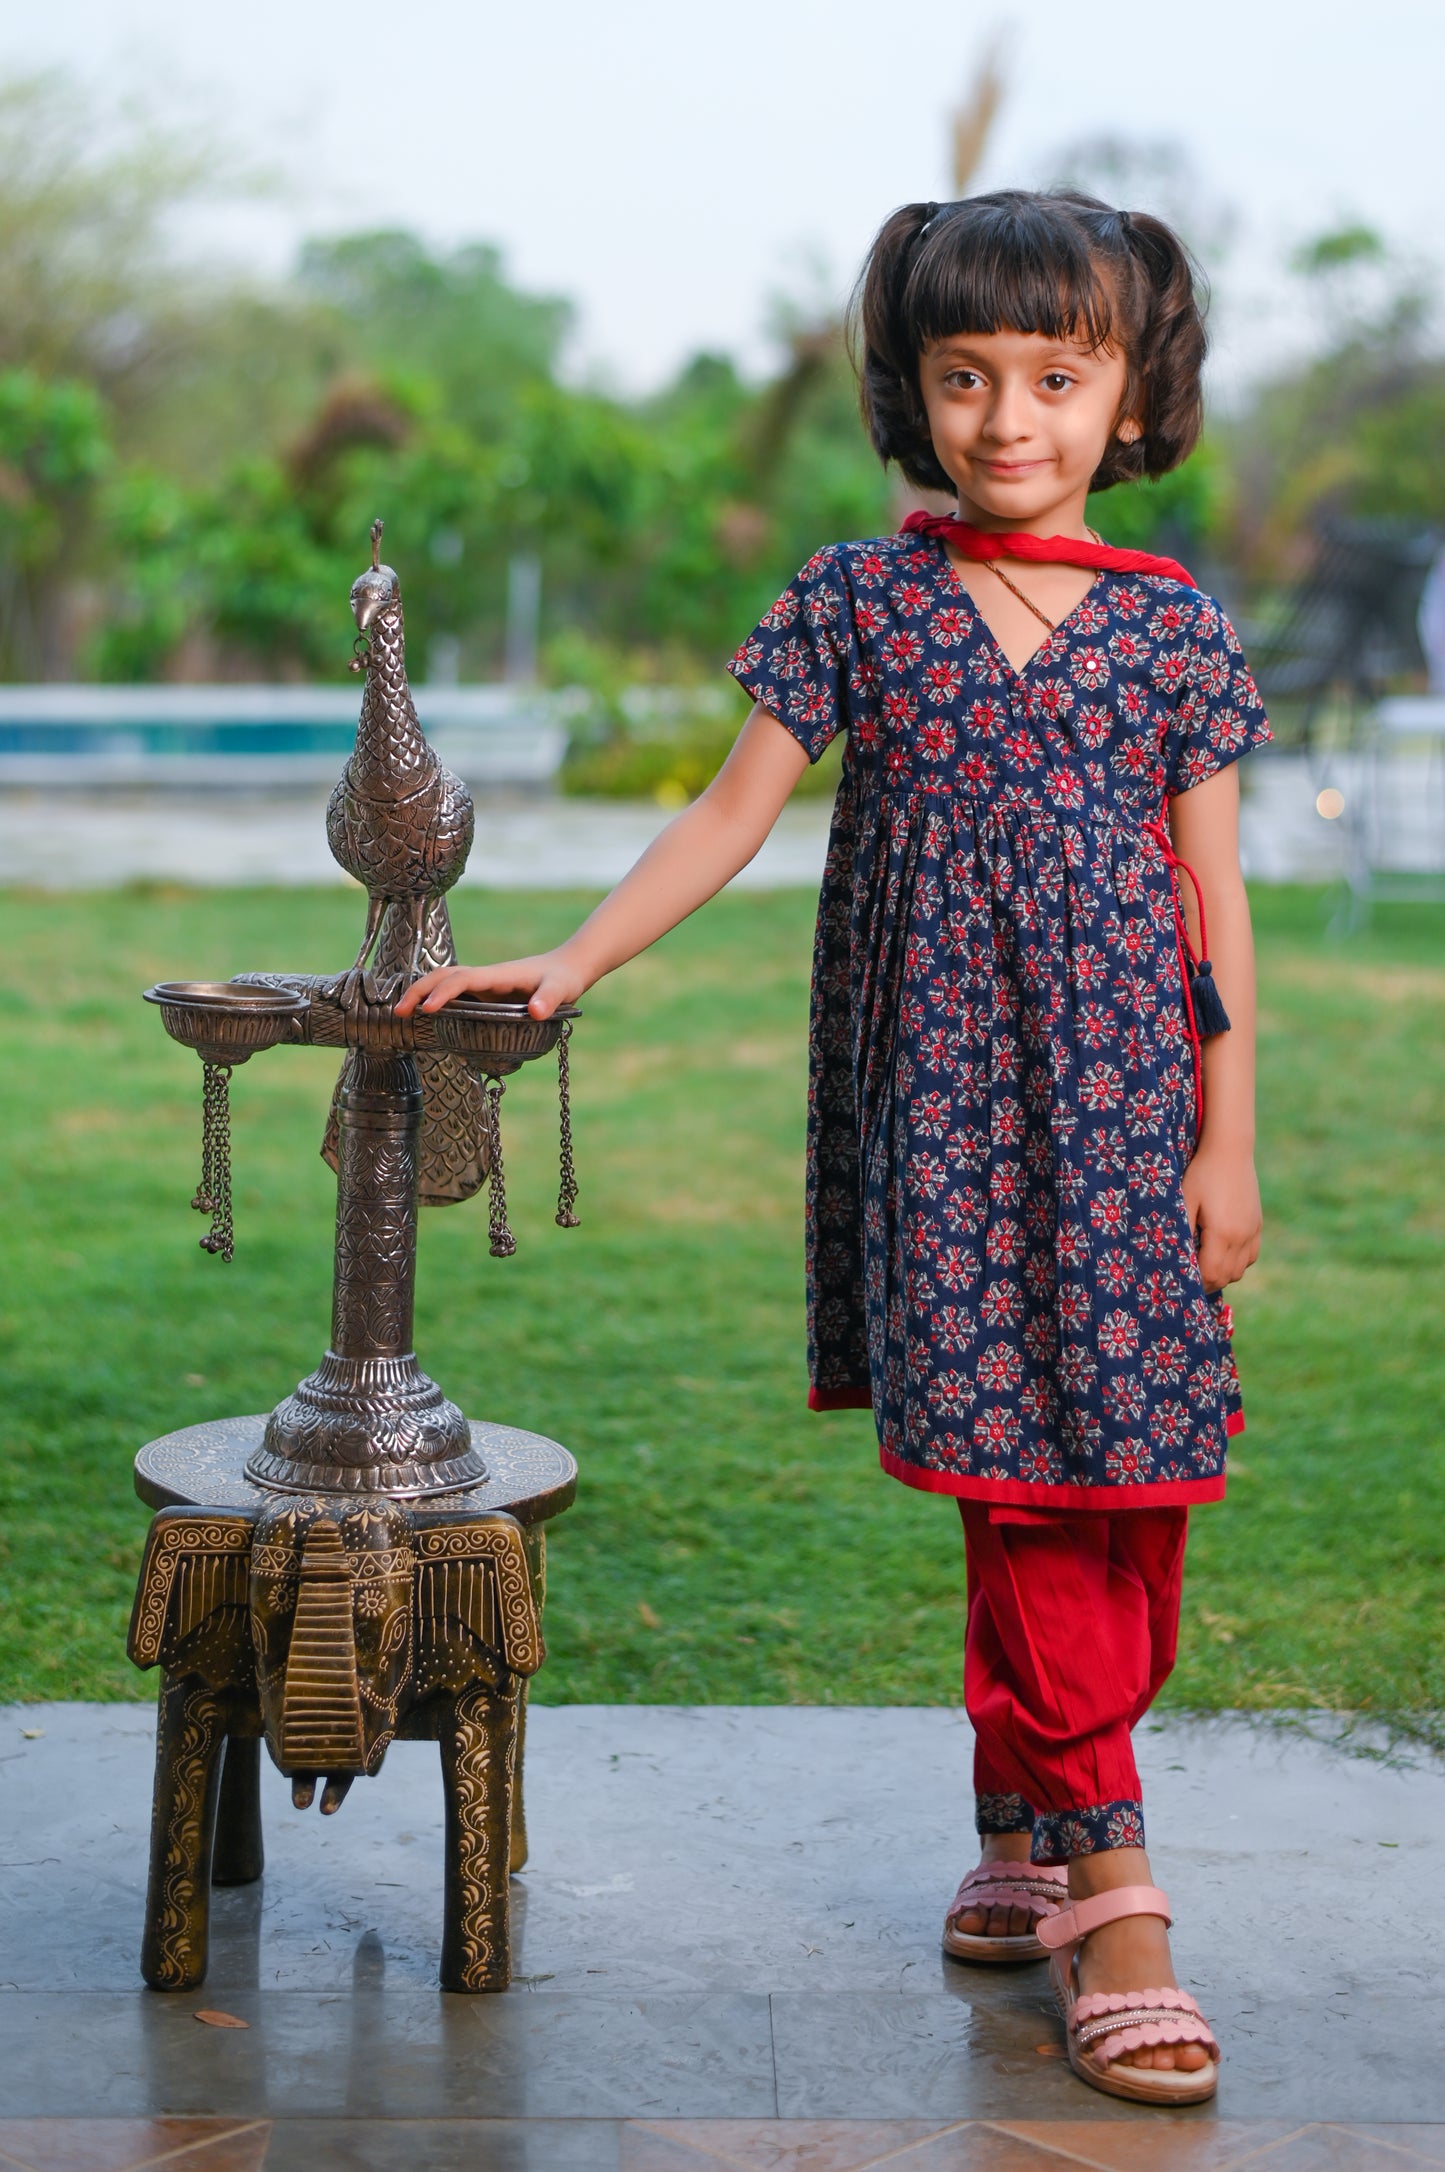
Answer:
[{"left": 398, "top": 188, "right": 1268, "bottom": 2107}]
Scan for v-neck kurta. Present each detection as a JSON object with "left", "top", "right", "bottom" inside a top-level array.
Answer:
[{"left": 728, "top": 531, "right": 1272, "bottom": 1510}]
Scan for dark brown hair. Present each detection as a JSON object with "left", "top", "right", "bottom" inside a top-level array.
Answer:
[{"left": 853, "top": 188, "right": 1207, "bottom": 494}]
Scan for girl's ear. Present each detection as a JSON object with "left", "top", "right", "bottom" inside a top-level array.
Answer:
[{"left": 1116, "top": 418, "right": 1143, "bottom": 444}]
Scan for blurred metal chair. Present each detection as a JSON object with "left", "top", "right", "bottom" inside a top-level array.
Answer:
[
  {"left": 1247, "top": 519, "right": 1441, "bottom": 926},
  {"left": 1336, "top": 693, "right": 1445, "bottom": 925}
]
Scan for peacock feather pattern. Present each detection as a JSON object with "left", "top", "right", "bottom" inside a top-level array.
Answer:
[{"left": 320, "top": 519, "right": 487, "bottom": 1203}]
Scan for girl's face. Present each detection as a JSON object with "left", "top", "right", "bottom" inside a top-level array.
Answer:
[{"left": 917, "top": 326, "right": 1135, "bottom": 531}]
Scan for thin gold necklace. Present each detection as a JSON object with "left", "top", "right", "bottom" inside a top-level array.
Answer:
[{"left": 981, "top": 527, "right": 1105, "bottom": 634}]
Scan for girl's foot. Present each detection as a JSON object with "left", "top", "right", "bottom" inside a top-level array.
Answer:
[
  {"left": 1069, "top": 1849, "right": 1212, "bottom": 2077},
  {"left": 944, "top": 1833, "right": 1068, "bottom": 1961}
]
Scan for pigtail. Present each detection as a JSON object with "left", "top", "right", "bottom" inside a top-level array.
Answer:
[
  {"left": 1093, "top": 210, "right": 1207, "bottom": 489},
  {"left": 852, "top": 202, "right": 957, "bottom": 494}
]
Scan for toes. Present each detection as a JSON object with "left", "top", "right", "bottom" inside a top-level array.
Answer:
[{"left": 1112, "top": 2042, "right": 1211, "bottom": 2073}]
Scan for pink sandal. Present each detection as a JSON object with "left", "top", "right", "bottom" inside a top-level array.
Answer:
[
  {"left": 942, "top": 1860, "right": 1068, "bottom": 1963},
  {"left": 1037, "top": 1884, "right": 1220, "bottom": 2106}
]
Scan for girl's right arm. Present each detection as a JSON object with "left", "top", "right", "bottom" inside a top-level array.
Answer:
[{"left": 394, "top": 705, "right": 810, "bottom": 1021}]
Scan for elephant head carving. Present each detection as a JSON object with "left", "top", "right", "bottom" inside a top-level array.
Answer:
[
  {"left": 128, "top": 1500, "right": 545, "bottom": 1805},
  {"left": 249, "top": 1498, "right": 415, "bottom": 1778}
]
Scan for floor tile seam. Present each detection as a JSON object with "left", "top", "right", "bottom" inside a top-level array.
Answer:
[
  {"left": 764, "top": 1991, "right": 780, "bottom": 2122},
  {"left": 1222, "top": 2125, "right": 1353, "bottom": 2170},
  {"left": 623, "top": 2123, "right": 775, "bottom": 2172},
  {"left": 988, "top": 2121, "right": 1324, "bottom": 2172},
  {"left": 0, "top": 2123, "right": 275, "bottom": 2172},
  {"left": 842, "top": 2121, "right": 986, "bottom": 2169},
  {"left": 123, "top": 2120, "right": 272, "bottom": 2172},
  {"left": 623, "top": 2124, "right": 977, "bottom": 2172},
  {"left": 980, "top": 2123, "right": 1149, "bottom": 2171},
  {"left": 1321, "top": 2129, "right": 1445, "bottom": 2166}
]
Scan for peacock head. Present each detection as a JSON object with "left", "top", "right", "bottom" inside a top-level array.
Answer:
[{"left": 350, "top": 517, "right": 401, "bottom": 632}]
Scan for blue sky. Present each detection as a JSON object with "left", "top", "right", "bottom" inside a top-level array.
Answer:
[{"left": 2, "top": 0, "right": 1439, "bottom": 395}]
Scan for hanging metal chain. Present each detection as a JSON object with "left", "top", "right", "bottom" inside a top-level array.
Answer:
[
  {"left": 192, "top": 1062, "right": 235, "bottom": 1262},
  {"left": 482, "top": 1075, "right": 517, "bottom": 1258},
  {"left": 555, "top": 1019, "right": 580, "bottom": 1228}
]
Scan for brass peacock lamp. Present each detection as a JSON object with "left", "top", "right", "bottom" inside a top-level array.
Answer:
[{"left": 125, "top": 521, "right": 582, "bottom": 1995}]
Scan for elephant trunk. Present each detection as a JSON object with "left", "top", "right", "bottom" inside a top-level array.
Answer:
[{"left": 278, "top": 1518, "right": 366, "bottom": 1775}]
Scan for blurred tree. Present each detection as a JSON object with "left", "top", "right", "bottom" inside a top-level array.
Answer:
[
  {"left": 296, "top": 232, "right": 571, "bottom": 441},
  {"left": 1223, "top": 226, "right": 1443, "bottom": 573},
  {"left": 10, "top": 64, "right": 1442, "bottom": 732},
  {"left": 0, "top": 369, "right": 111, "bottom": 676}
]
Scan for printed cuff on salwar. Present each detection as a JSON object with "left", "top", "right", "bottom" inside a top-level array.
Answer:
[
  {"left": 1029, "top": 1799, "right": 1146, "bottom": 1865},
  {"left": 975, "top": 1791, "right": 1035, "bottom": 1834}
]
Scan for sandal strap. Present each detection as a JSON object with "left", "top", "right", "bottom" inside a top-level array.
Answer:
[
  {"left": 1037, "top": 1883, "right": 1171, "bottom": 1951},
  {"left": 949, "top": 1865, "right": 1067, "bottom": 1921},
  {"left": 1070, "top": 1986, "right": 1219, "bottom": 2063}
]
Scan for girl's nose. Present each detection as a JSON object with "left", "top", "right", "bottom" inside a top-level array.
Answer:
[{"left": 983, "top": 384, "right": 1034, "bottom": 442}]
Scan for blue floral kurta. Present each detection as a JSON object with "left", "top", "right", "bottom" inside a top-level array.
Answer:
[{"left": 729, "top": 532, "right": 1272, "bottom": 1510}]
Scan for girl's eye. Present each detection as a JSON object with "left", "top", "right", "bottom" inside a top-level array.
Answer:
[
  {"left": 944, "top": 369, "right": 984, "bottom": 391},
  {"left": 1041, "top": 372, "right": 1074, "bottom": 392}
]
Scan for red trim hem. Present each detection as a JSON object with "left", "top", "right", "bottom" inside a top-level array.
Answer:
[
  {"left": 808, "top": 1384, "right": 874, "bottom": 1411},
  {"left": 876, "top": 1441, "right": 1228, "bottom": 1510}
]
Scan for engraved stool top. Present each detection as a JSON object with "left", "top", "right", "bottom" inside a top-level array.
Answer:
[{"left": 136, "top": 1415, "right": 577, "bottom": 1525}]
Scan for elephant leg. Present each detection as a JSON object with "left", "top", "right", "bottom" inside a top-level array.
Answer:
[
  {"left": 212, "top": 1735, "right": 264, "bottom": 1887},
  {"left": 510, "top": 1525, "right": 545, "bottom": 1874},
  {"left": 439, "top": 1680, "right": 518, "bottom": 1992},
  {"left": 141, "top": 1672, "right": 226, "bottom": 1991},
  {"left": 509, "top": 1682, "right": 529, "bottom": 1873}
]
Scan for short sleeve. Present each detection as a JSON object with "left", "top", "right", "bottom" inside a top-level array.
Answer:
[
  {"left": 1163, "top": 593, "right": 1272, "bottom": 795},
  {"left": 727, "top": 546, "right": 857, "bottom": 762}
]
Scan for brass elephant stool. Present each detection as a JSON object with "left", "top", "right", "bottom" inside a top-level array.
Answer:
[{"left": 128, "top": 1496, "right": 546, "bottom": 1993}]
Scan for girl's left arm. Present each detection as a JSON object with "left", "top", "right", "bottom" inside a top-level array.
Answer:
[{"left": 1168, "top": 764, "right": 1263, "bottom": 1293}]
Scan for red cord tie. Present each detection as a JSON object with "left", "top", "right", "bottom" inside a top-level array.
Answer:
[{"left": 1144, "top": 816, "right": 1230, "bottom": 1138}]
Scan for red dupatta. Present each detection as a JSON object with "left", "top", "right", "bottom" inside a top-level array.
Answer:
[{"left": 899, "top": 508, "right": 1196, "bottom": 588}]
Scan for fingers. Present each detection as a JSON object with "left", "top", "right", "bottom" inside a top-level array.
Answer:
[
  {"left": 393, "top": 968, "right": 456, "bottom": 1016},
  {"left": 393, "top": 963, "right": 541, "bottom": 1016},
  {"left": 1196, "top": 1229, "right": 1259, "bottom": 1294},
  {"left": 416, "top": 967, "right": 490, "bottom": 1013}
]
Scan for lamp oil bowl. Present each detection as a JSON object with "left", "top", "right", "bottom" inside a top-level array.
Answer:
[
  {"left": 144, "top": 981, "right": 310, "bottom": 1065},
  {"left": 429, "top": 997, "right": 581, "bottom": 1075}
]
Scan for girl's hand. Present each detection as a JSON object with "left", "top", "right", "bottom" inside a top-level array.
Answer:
[
  {"left": 1182, "top": 1144, "right": 1262, "bottom": 1293},
  {"left": 394, "top": 948, "right": 586, "bottom": 1021}
]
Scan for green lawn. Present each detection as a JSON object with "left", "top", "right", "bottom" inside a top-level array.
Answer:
[{"left": 1, "top": 883, "right": 1442, "bottom": 1735}]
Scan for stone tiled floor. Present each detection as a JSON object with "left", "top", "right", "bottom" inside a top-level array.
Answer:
[
  {"left": 4, "top": 1706, "right": 1444, "bottom": 2165},
  {"left": 1, "top": 2119, "right": 1444, "bottom": 2169}
]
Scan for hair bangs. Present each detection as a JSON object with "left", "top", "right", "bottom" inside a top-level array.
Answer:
[{"left": 905, "top": 205, "right": 1117, "bottom": 355}]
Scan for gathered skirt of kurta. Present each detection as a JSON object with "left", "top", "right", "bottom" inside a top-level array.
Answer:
[{"left": 729, "top": 532, "right": 1272, "bottom": 1510}]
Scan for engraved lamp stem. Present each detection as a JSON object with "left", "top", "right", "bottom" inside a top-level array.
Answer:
[{"left": 245, "top": 1051, "right": 487, "bottom": 1498}]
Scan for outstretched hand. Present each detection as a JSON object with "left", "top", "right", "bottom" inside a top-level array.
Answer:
[{"left": 394, "top": 948, "right": 587, "bottom": 1021}]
